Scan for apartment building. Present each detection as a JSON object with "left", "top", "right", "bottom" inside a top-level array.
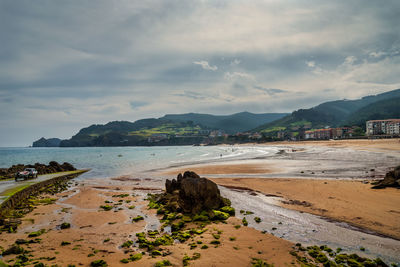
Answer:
[{"left": 366, "top": 119, "right": 400, "bottom": 136}]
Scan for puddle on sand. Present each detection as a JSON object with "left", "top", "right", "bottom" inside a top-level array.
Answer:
[{"left": 220, "top": 187, "right": 400, "bottom": 264}]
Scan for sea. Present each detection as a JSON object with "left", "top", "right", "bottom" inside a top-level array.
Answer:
[{"left": 0, "top": 145, "right": 279, "bottom": 179}]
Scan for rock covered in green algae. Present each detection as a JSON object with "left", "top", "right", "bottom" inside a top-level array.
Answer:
[{"left": 165, "top": 171, "right": 225, "bottom": 213}]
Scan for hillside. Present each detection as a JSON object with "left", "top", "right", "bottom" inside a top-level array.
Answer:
[
  {"left": 161, "top": 112, "right": 288, "bottom": 133},
  {"left": 32, "top": 137, "right": 62, "bottom": 147},
  {"left": 55, "top": 111, "right": 287, "bottom": 147},
  {"left": 59, "top": 120, "right": 208, "bottom": 147},
  {"left": 345, "top": 97, "right": 400, "bottom": 127},
  {"left": 254, "top": 88, "right": 400, "bottom": 135}
]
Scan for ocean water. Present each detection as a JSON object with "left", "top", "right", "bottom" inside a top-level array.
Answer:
[{"left": 0, "top": 146, "right": 278, "bottom": 179}]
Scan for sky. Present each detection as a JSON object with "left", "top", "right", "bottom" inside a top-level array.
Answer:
[{"left": 1, "top": 0, "right": 400, "bottom": 146}]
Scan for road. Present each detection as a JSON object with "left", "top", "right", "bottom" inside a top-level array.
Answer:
[{"left": 0, "top": 170, "right": 84, "bottom": 204}]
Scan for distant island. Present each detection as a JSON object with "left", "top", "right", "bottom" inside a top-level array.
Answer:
[
  {"left": 33, "top": 137, "right": 62, "bottom": 147},
  {"left": 33, "top": 89, "right": 400, "bottom": 147}
]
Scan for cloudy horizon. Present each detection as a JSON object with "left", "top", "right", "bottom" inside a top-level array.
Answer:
[{"left": 1, "top": 0, "right": 400, "bottom": 146}]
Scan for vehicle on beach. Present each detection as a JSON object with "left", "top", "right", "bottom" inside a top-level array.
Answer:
[{"left": 15, "top": 168, "right": 38, "bottom": 181}]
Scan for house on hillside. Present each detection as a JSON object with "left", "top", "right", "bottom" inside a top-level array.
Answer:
[{"left": 148, "top": 133, "right": 169, "bottom": 143}]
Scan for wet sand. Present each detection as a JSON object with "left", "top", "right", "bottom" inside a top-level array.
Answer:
[
  {"left": 265, "top": 138, "right": 400, "bottom": 152},
  {"left": 211, "top": 178, "right": 400, "bottom": 240},
  {"left": 0, "top": 182, "right": 297, "bottom": 266},
  {"left": 163, "top": 163, "right": 276, "bottom": 175},
  {"left": 162, "top": 139, "right": 400, "bottom": 241}
]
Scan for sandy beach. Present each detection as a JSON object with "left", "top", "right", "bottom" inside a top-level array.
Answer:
[
  {"left": 162, "top": 139, "right": 400, "bottom": 243},
  {"left": 0, "top": 183, "right": 297, "bottom": 266},
  {"left": 211, "top": 178, "right": 400, "bottom": 240},
  {"left": 266, "top": 138, "right": 400, "bottom": 152}
]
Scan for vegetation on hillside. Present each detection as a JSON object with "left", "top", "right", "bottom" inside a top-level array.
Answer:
[
  {"left": 254, "top": 88, "right": 400, "bottom": 135},
  {"left": 345, "top": 97, "right": 400, "bottom": 128}
]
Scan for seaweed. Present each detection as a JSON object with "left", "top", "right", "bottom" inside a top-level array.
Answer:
[
  {"left": 99, "top": 205, "right": 113, "bottom": 211},
  {"left": 60, "top": 222, "right": 71, "bottom": 229},
  {"left": 28, "top": 229, "right": 46, "bottom": 237},
  {"left": 155, "top": 259, "right": 172, "bottom": 267},
  {"left": 132, "top": 215, "right": 144, "bottom": 222},
  {"left": 90, "top": 260, "right": 108, "bottom": 267},
  {"left": 251, "top": 258, "right": 274, "bottom": 267}
]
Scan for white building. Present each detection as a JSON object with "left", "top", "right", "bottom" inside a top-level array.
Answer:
[{"left": 366, "top": 119, "right": 400, "bottom": 136}]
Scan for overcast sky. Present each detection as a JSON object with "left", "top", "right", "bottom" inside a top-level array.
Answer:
[{"left": 1, "top": 0, "right": 400, "bottom": 146}]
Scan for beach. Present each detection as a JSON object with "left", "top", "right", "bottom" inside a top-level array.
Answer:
[
  {"left": 0, "top": 139, "right": 400, "bottom": 266},
  {"left": 0, "top": 181, "right": 297, "bottom": 266},
  {"left": 162, "top": 139, "right": 400, "bottom": 239},
  {"left": 211, "top": 178, "right": 400, "bottom": 240}
]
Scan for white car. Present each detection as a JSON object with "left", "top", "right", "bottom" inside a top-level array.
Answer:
[{"left": 15, "top": 168, "right": 38, "bottom": 181}]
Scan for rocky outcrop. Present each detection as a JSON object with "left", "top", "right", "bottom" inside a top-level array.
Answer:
[
  {"left": 32, "top": 137, "right": 62, "bottom": 147},
  {"left": 372, "top": 165, "right": 400, "bottom": 189},
  {"left": 165, "top": 171, "right": 224, "bottom": 213},
  {"left": 0, "top": 161, "right": 76, "bottom": 179}
]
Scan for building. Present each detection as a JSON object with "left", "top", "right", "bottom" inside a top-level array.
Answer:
[
  {"left": 386, "top": 120, "right": 400, "bottom": 135},
  {"left": 250, "top": 132, "right": 262, "bottom": 139},
  {"left": 314, "top": 128, "right": 332, "bottom": 139},
  {"left": 366, "top": 119, "right": 400, "bottom": 136},
  {"left": 305, "top": 128, "right": 332, "bottom": 139},
  {"left": 332, "top": 127, "right": 352, "bottom": 139},
  {"left": 305, "top": 130, "right": 315, "bottom": 139},
  {"left": 209, "top": 130, "right": 225, "bottom": 138},
  {"left": 147, "top": 133, "right": 169, "bottom": 143}
]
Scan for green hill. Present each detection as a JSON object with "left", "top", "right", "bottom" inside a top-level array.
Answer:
[
  {"left": 59, "top": 120, "right": 206, "bottom": 147},
  {"left": 254, "top": 88, "right": 400, "bottom": 135},
  {"left": 57, "top": 111, "right": 287, "bottom": 146},
  {"left": 161, "top": 112, "right": 288, "bottom": 133},
  {"left": 345, "top": 97, "right": 400, "bottom": 128}
]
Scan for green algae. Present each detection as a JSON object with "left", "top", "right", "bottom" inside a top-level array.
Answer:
[
  {"left": 121, "top": 240, "right": 133, "bottom": 248},
  {"left": 90, "top": 259, "right": 108, "bottom": 267},
  {"left": 211, "top": 210, "right": 229, "bottom": 220},
  {"left": 251, "top": 258, "right": 274, "bottom": 267},
  {"left": 28, "top": 229, "right": 46, "bottom": 237},
  {"left": 60, "top": 222, "right": 71, "bottom": 229},
  {"left": 132, "top": 215, "right": 144, "bottom": 222},
  {"left": 99, "top": 205, "right": 113, "bottom": 211},
  {"left": 154, "top": 259, "right": 172, "bottom": 267}
]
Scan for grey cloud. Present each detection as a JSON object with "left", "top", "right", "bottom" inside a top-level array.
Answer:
[
  {"left": 253, "top": 86, "right": 288, "bottom": 95},
  {"left": 130, "top": 101, "right": 148, "bottom": 110},
  {"left": 172, "top": 91, "right": 209, "bottom": 100},
  {"left": 1, "top": 0, "right": 400, "bottom": 146}
]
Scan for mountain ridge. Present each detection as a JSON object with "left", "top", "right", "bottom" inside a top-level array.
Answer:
[
  {"left": 254, "top": 88, "right": 400, "bottom": 134},
  {"left": 32, "top": 88, "right": 400, "bottom": 146}
]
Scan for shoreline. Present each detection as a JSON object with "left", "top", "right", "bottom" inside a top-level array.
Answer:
[{"left": 210, "top": 177, "right": 400, "bottom": 241}]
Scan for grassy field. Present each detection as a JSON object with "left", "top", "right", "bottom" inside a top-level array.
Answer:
[
  {"left": 128, "top": 123, "right": 203, "bottom": 137},
  {"left": 260, "top": 126, "right": 286, "bottom": 133}
]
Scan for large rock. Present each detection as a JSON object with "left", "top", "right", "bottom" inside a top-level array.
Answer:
[
  {"left": 372, "top": 165, "right": 400, "bottom": 189},
  {"left": 165, "top": 171, "right": 223, "bottom": 213}
]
